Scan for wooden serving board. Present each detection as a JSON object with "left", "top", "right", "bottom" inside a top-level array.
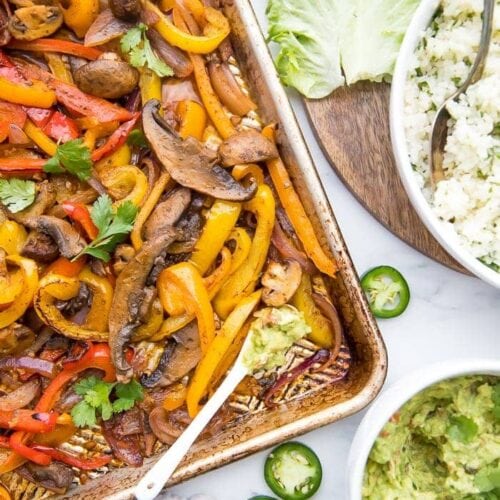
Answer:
[{"left": 304, "top": 81, "right": 467, "bottom": 274}]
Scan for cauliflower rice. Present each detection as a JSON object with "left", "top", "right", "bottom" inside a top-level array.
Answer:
[{"left": 404, "top": 0, "right": 500, "bottom": 271}]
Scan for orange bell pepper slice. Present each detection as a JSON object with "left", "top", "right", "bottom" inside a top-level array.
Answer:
[
  {"left": 262, "top": 125, "right": 337, "bottom": 277},
  {"left": 177, "top": 100, "right": 207, "bottom": 141},
  {"left": 45, "top": 257, "right": 86, "bottom": 278},
  {"left": 159, "top": 262, "right": 215, "bottom": 353},
  {"left": 172, "top": 7, "right": 235, "bottom": 139}
]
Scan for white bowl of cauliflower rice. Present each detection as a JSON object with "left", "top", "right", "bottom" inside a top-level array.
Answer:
[{"left": 390, "top": 0, "right": 500, "bottom": 288}]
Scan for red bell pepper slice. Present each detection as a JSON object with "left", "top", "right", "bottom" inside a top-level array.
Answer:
[
  {"left": 31, "top": 445, "right": 111, "bottom": 470},
  {"left": 16, "top": 64, "right": 133, "bottom": 123},
  {"left": 2, "top": 343, "right": 116, "bottom": 468},
  {"left": 37, "top": 343, "right": 116, "bottom": 413},
  {"left": 0, "top": 101, "right": 27, "bottom": 143},
  {"left": 0, "top": 409, "right": 58, "bottom": 433},
  {"left": 9, "top": 431, "right": 51, "bottom": 466},
  {"left": 25, "top": 107, "right": 54, "bottom": 128},
  {"left": 0, "top": 157, "right": 45, "bottom": 172},
  {"left": 7, "top": 39, "right": 102, "bottom": 61},
  {"left": 43, "top": 111, "right": 80, "bottom": 143},
  {"left": 62, "top": 201, "right": 98, "bottom": 240},
  {"left": 91, "top": 113, "right": 141, "bottom": 162}
]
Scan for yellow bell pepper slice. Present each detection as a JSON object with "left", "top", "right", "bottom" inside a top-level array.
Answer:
[
  {"left": 146, "top": 0, "right": 229, "bottom": 54},
  {"left": 0, "top": 77, "right": 56, "bottom": 108},
  {"left": 158, "top": 262, "right": 215, "bottom": 353},
  {"left": 190, "top": 201, "right": 241, "bottom": 275},
  {"left": 186, "top": 290, "right": 262, "bottom": 417},
  {"left": 158, "top": 277, "right": 185, "bottom": 317},
  {"left": 79, "top": 267, "right": 113, "bottom": 333},
  {"left": 262, "top": 125, "right": 337, "bottom": 277},
  {"left": 172, "top": 6, "right": 235, "bottom": 139},
  {"left": 132, "top": 298, "right": 164, "bottom": 341},
  {"left": 0, "top": 221, "right": 27, "bottom": 255},
  {"left": 214, "top": 185, "right": 275, "bottom": 319},
  {"left": 232, "top": 164, "right": 265, "bottom": 186},
  {"left": 292, "top": 274, "right": 333, "bottom": 348},
  {"left": 0, "top": 256, "right": 38, "bottom": 329},
  {"left": 226, "top": 228, "right": 251, "bottom": 275},
  {"left": 131, "top": 172, "right": 171, "bottom": 251},
  {"left": 139, "top": 68, "right": 162, "bottom": 105},
  {"left": 177, "top": 100, "right": 207, "bottom": 141},
  {"left": 100, "top": 165, "right": 148, "bottom": 207},
  {"left": 34, "top": 274, "right": 108, "bottom": 341},
  {"left": 23, "top": 119, "right": 57, "bottom": 157},
  {"left": 45, "top": 53, "right": 73, "bottom": 84},
  {"left": 61, "top": 0, "right": 99, "bottom": 38},
  {"left": 94, "top": 143, "right": 131, "bottom": 175},
  {"left": 162, "top": 383, "right": 187, "bottom": 411}
]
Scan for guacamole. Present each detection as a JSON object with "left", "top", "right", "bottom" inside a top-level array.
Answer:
[
  {"left": 363, "top": 376, "right": 500, "bottom": 499},
  {"left": 242, "top": 305, "right": 311, "bottom": 372}
]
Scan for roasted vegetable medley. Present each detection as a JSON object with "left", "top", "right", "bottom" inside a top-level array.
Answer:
[{"left": 0, "top": 0, "right": 345, "bottom": 494}]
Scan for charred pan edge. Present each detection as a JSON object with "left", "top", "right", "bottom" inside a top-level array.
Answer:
[{"left": 62, "top": 1, "right": 387, "bottom": 498}]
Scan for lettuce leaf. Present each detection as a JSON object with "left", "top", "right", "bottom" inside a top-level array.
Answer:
[
  {"left": 266, "top": 0, "right": 345, "bottom": 98},
  {"left": 340, "top": 0, "right": 420, "bottom": 85},
  {"left": 266, "top": 0, "right": 419, "bottom": 98}
]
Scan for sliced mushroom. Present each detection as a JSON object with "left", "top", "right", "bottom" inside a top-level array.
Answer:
[
  {"left": 8, "top": 5, "right": 63, "bottom": 41},
  {"left": 261, "top": 260, "right": 302, "bottom": 307},
  {"left": 142, "top": 99, "right": 256, "bottom": 201},
  {"left": 109, "top": 189, "right": 191, "bottom": 382},
  {"left": 73, "top": 58, "right": 139, "bottom": 99},
  {"left": 17, "top": 462, "right": 74, "bottom": 495},
  {"left": 21, "top": 230, "right": 60, "bottom": 263},
  {"left": 219, "top": 129, "right": 278, "bottom": 167},
  {"left": 143, "top": 188, "right": 192, "bottom": 241},
  {"left": 109, "top": 0, "right": 140, "bottom": 21},
  {"left": 22, "top": 215, "right": 86, "bottom": 258}
]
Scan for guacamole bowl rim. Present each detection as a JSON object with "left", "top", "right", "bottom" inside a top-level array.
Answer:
[{"left": 347, "top": 358, "right": 500, "bottom": 499}]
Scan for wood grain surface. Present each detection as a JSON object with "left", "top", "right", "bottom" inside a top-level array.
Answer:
[{"left": 304, "top": 81, "right": 467, "bottom": 274}]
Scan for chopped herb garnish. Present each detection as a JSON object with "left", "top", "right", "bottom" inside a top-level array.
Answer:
[
  {"left": 0, "top": 178, "right": 36, "bottom": 213},
  {"left": 44, "top": 139, "right": 93, "bottom": 181}
]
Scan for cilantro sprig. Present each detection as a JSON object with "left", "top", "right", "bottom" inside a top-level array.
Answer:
[
  {"left": 71, "top": 376, "right": 144, "bottom": 428},
  {"left": 75, "top": 194, "right": 138, "bottom": 262},
  {"left": 120, "top": 23, "right": 174, "bottom": 78},
  {"left": 44, "top": 139, "right": 93, "bottom": 181},
  {"left": 0, "top": 178, "right": 36, "bottom": 213}
]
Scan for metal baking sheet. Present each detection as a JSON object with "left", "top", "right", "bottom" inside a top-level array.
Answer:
[{"left": 3, "top": 1, "right": 387, "bottom": 497}]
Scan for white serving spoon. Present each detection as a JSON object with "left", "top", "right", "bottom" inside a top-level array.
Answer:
[{"left": 134, "top": 336, "right": 252, "bottom": 500}]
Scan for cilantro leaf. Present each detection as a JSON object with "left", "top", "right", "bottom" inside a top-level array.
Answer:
[
  {"left": 44, "top": 139, "right": 93, "bottom": 181},
  {"left": 127, "top": 129, "right": 149, "bottom": 149},
  {"left": 121, "top": 23, "right": 174, "bottom": 78},
  {"left": 75, "top": 195, "right": 138, "bottom": 262},
  {"left": 447, "top": 415, "right": 478, "bottom": 444},
  {"left": 71, "top": 376, "right": 144, "bottom": 428},
  {"left": 0, "top": 178, "right": 36, "bottom": 213},
  {"left": 71, "top": 400, "right": 97, "bottom": 428},
  {"left": 115, "top": 379, "right": 144, "bottom": 402}
]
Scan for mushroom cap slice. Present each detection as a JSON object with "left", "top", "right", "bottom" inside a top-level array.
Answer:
[
  {"left": 8, "top": 5, "right": 63, "bottom": 41},
  {"left": 142, "top": 99, "right": 257, "bottom": 201},
  {"left": 219, "top": 129, "right": 278, "bottom": 167}
]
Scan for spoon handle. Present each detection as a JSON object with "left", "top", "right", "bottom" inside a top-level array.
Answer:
[
  {"left": 134, "top": 362, "right": 248, "bottom": 500},
  {"left": 456, "top": 0, "right": 495, "bottom": 94}
]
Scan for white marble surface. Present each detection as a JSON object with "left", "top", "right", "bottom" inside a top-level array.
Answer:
[{"left": 164, "top": 1, "right": 500, "bottom": 498}]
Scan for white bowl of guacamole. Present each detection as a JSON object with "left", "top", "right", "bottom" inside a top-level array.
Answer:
[{"left": 347, "top": 359, "right": 500, "bottom": 499}]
